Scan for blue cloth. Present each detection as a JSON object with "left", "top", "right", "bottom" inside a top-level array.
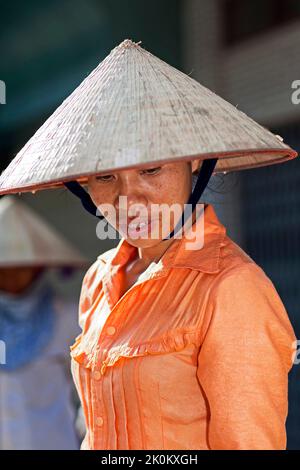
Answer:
[{"left": 0, "top": 274, "right": 56, "bottom": 371}]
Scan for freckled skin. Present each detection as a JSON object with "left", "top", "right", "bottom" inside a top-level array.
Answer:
[{"left": 88, "top": 160, "right": 201, "bottom": 294}]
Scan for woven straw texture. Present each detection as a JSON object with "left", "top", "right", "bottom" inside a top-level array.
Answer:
[
  {"left": 0, "top": 196, "right": 87, "bottom": 266},
  {"left": 0, "top": 38, "right": 297, "bottom": 195}
]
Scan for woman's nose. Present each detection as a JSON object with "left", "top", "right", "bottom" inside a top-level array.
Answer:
[
  {"left": 114, "top": 173, "right": 148, "bottom": 210},
  {"left": 114, "top": 193, "right": 148, "bottom": 212}
]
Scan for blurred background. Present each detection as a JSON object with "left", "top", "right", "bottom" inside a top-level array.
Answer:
[{"left": 0, "top": 0, "right": 299, "bottom": 449}]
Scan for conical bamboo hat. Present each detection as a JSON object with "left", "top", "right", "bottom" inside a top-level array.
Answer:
[
  {"left": 0, "top": 39, "right": 297, "bottom": 196},
  {"left": 0, "top": 196, "right": 87, "bottom": 267}
]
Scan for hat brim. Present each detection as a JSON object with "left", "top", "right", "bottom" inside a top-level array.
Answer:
[{"left": 0, "top": 147, "right": 297, "bottom": 196}]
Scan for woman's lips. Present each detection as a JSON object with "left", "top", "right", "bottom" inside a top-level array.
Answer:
[{"left": 118, "top": 218, "right": 159, "bottom": 238}]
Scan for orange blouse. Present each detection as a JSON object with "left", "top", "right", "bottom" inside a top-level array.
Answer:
[{"left": 70, "top": 203, "right": 296, "bottom": 450}]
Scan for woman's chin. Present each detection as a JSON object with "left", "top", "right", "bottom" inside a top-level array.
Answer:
[{"left": 123, "top": 235, "right": 163, "bottom": 248}]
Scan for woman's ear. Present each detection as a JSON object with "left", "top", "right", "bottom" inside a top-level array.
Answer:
[{"left": 191, "top": 159, "right": 202, "bottom": 174}]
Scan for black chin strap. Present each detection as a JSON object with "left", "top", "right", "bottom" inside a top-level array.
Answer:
[
  {"left": 163, "top": 157, "right": 218, "bottom": 240},
  {"left": 64, "top": 181, "right": 104, "bottom": 220},
  {"left": 64, "top": 158, "right": 218, "bottom": 239}
]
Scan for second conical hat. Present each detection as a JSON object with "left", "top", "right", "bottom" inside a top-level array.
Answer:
[
  {"left": 0, "top": 196, "right": 87, "bottom": 267},
  {"left": 0, "top": 39, "right": 297, "bottom": 195}
]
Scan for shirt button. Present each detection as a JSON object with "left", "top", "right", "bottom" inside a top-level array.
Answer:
[
  {"left": 93, "top": 370, "right": 101, "bottom": 381},
  {"left": 106, "top": 326, "right": 116, "bottom": 336},
  {"left": 95, "top": 416, "right": 104, "bottom": 427}
]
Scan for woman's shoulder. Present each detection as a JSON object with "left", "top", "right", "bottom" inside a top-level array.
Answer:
[
  {"left": 213, "top": 234, "right": 291, "bottom": 313},
  {"left": 210, "top": 235, "right": 296, "bottom": 339},
  {"left": 97, "top": 246, "right": 117, "bottom": 264},
  {"left": 77, "top": 247, "right": 117, "bottom": 330},
  {"left": 217, "top": 234, "right": 270, "bottom": 283},
  {"left": 219, "top": 234, "right": 256, "bottom": 270}
]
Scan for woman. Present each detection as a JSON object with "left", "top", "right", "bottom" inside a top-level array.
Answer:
[{"left": 0, "top": 39, "right": 298, "bottom": 450}]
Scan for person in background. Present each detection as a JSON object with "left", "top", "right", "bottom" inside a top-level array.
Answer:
[{"left": 0, "top": 196, "right": 87, "bottom": 450}]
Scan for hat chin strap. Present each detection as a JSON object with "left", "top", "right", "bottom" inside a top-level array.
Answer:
[
  {"left": 163, "top": 157, "right": 218, "bottom": 240},
  {"left": 64, "top": 158, "right": 218, "bottom": 240},
  {"left": 64, "top": 180, "right": 103, "bottom": 219}
]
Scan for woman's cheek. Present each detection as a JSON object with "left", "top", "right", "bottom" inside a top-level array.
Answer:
[{"left": 89, "top": 185, "right": 114, "bottom": 208}]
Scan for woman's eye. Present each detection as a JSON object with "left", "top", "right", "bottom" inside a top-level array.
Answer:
[
  {"left": 95, "top": 174, "right": 115, "bottom": 182},
  {"left": 141, "top": 167, "right": 162, "bottom": 175}
]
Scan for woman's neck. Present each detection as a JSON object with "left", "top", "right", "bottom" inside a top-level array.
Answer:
[
  {"left": 137, "top": 237, "right": 175, "bottom": 267},
  {"left": 136, "top": 208, "right": 199, "bottom": 266}
]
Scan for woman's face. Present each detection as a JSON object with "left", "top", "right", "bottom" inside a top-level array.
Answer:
[
  {"left": 0, "top": 267, "right": 44, "bottom": 294},
  {"left": 87, "top": 160, "right": 200, "bottom": 248}
]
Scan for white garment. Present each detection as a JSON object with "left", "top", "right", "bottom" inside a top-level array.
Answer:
[{"left": 0, "top": 296, "right": 81, "bottom": 450}]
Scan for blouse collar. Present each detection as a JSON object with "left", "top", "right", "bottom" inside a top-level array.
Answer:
[{"left": 99, "top": 203, "right": 227, "bottom": 276}]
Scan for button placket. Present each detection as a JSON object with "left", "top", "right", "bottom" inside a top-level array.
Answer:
[
  {"left": 93, "top": 333, "right": 114, "bottom": 375},
  {"left": 91, "top": 363, "right": 106, "bottom": 448},
  {"left": 95, "top": 416, "right": 104, "bottom": 427},
  {"left": 93, "top": 370, "right": 101, "bottom": 381},
  {"left": 101, "top": 260, "right": 169, "bottom": 333},
  {"left": 106, "top": 325, "right": 116, "bottom": 336},
  {"left": 89, "top": 259, "right": 171, "bottom": 449},
  {"left": 101, "top": 362, "right": 107, "bottom": 375}
]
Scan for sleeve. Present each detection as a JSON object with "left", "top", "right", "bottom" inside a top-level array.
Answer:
[
  {"left": 196, "top": 263, "right": 296, "bottom": 450},
  {"left": 77, "top": 259, "right": 104, "bottom": 331},
  {"left": 77, "top": 248, "right": 115, "bottom": 331}
]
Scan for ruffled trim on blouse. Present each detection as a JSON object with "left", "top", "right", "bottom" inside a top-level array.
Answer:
[
  {"left": 70, "top": 328, "right": 202, "bottom": 371},
  {"left": 69, "top": 333, "right": 91, "bottom": 365}
]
